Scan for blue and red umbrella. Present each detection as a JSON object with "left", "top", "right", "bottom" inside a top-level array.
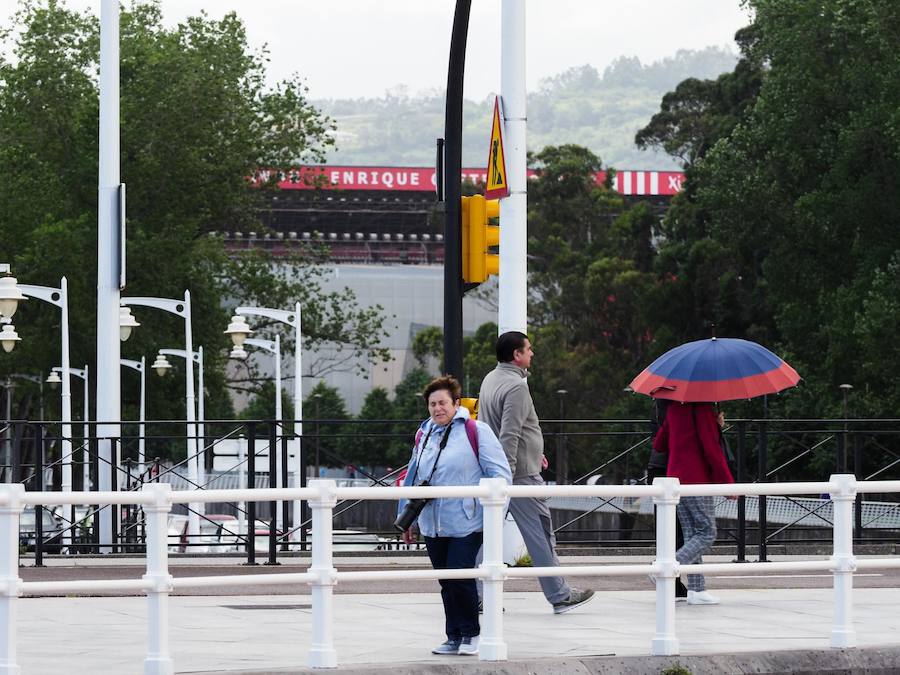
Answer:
[{"left": 629, "top": 337, "right": 800, "bottom": 403}]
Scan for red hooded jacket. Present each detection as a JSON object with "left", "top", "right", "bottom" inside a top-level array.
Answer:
[{"left": 653, "top": 402, "right": 734, "bottom": 486}]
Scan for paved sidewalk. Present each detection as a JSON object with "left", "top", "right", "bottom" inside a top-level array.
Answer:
[{"left": 15, "top": 587, "right": 900, "bottom": 674}]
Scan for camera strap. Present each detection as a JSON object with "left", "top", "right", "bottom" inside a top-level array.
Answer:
[{"left": 411, "top": 421, "right": 455, "bottom": 485}]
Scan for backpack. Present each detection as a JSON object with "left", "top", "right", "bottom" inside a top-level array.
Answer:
[{"left": 414, "top": 418, "right": 480, "bottom": 459}]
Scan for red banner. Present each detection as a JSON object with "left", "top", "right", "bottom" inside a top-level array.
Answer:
[{"left": 253, "top": 166, "right": 684, "bottom": 196}]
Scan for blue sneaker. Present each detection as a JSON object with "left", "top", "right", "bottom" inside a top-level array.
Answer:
[
  {"left": 431, "top": 639, "right": 461, "bottom": 655},
  {"left": 457, "top": 636, "right": 479, "bottom": 655}
]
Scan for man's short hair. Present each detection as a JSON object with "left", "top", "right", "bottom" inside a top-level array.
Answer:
[
  {"left": 496, "top": 331, "right": 529, "bottom": 363},
  {"left": 422, "top": 375, "right": 462, "bottom": 403}
]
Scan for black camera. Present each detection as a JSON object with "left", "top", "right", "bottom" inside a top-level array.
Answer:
[{"left": 393, "top": 480, "right": 430, "bottom": 532}]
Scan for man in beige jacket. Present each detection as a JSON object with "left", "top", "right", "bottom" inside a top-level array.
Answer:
[{"left": 478, "top": 331, "right": 594, "bottom": 614}]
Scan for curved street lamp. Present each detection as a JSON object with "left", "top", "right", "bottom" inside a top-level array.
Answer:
[
  {"left": 158, "top": 346, "right": 206, "bottom": 518},
  {"left": 121, "top": 291, "right": 200, "bottom": 541},
  {"left": 120, "top": 357, "right": 147, "bottom": 479},
  {"left": 234, "top": 335, "right": 283, "bottom": 529},
  {"left": 5, "top": 275, "right": 76, "bottom": 518},
  {"left": 225, "top": 303, "right": 303, "bottom": 537}
]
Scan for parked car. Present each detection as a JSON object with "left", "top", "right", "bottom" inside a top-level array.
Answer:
[
  {"left": 196, "top": 515, "right": 242, "bottom": 553},
  {"left": 167, "top": 514, "right": 189, "bottom": 553},
  {"left": 19, "top": 508, "right": 64, "bottom": 553}
]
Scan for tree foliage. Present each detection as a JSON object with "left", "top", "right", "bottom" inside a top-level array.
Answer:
[{"left": 0, "top": 1, "right": 389, "bottom": 441}]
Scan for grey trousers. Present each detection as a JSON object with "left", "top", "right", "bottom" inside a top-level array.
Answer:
[
  {"left": 675, "top": 496, "right": 717, "bottom": 592},
  {"left": 476, "top": 475, "right": 571, "bottom": 605},
  {"left": 511, "top": 475, "right": 571, "bottom": 603}
]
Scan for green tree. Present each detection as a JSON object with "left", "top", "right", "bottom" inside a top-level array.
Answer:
[
  {"left": 304, "top": 381, "right": 350, "bottom": 469},
  {"left": 687, "top": 0, "right": 900, "bottom": 417},
  {"left": 0, "top": 2, "right": 389, "bottom": 447}
]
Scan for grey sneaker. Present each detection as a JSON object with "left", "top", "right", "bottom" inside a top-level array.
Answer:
[
  {"left": 552, "top": 588, "right": 595, "bottom": 614},
  {"left": 431, "top": 639, "right": 461, "bottom": 655},
  {"left": 457, "top": 636, "right": 479, "bottom": 655}
]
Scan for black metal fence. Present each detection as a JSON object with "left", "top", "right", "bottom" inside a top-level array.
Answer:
[{"left": 3, "top": 416, "right": 900, "bottom": 564}]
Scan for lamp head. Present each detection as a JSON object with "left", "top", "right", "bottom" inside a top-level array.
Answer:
[
  {"left": 46, "top": 370, "right": 62, "bottom": 390},
  {"left": 119, "top": 306, "right": 140, "bottom": 342},
  {"left": 151, "top": 354, "right": 172, "bottom": 377},
  {"left": 0, "top": 276, "right": 26, "bottom": 319},
  {"left": 0, "top": 323, "right": 21, "bottom": 352},
  {"left": 229, "top": 346, "right": 248, "bottom": 360},
  {"left": 224, "top": 314, "right": 252, "bottom": 347}
]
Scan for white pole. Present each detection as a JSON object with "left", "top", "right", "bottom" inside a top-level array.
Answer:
[
  {"left": 307, "top": 479, "right": 337, "bottom": 668},
  {"left": 83, "top": 366, "right": 90, "bottom": 496},
  {"left": 498, "top": 0, "right": 528, "bottom": 335},
  {"left": 651, "top": 477, "right": 680, "bottom": 656},
  {"left": 830, "top": 474, "right": 857, "bottom": 648},
  {"left": 274, "top": 335, "right": 283, "bottom": 531},
  {"left": 238, "top": 436, "right": 246, "bottom": 539},
  {"left": 97, "top": 0, "right": 122, "bottom": 552},
  {"left": 0, "top": 483, "right": 24, "bottom": 675},
  {"left": 139, "top": 356, "right": 146, "bottom": 479},
  {"left": 293, "top": 302, "right": 303, "bottom": 541},
  {"left": 59, "top": 278, "right": 73, "bottom": 551},
  {"left": 478, "top": 477, "right": 508, "bottom": 661},
  {"left": 196, "top": 346, "right": 205, "bottom": 498},
  {"left": 142, "top": 483, "right": 174, "bottom": 675},
  {"left": 182, "top": 291, "right": 200, "bottom": 542}
]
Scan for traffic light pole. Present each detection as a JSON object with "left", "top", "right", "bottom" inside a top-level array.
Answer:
[{"left": 442, "top": 0, "right": 471, "bottom": 382}]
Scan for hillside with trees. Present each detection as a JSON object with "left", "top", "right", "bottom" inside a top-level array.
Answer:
[{"left": 315, "top": 47, "right": 738, "bottom": 170}]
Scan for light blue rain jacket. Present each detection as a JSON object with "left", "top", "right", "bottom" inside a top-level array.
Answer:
[{"left": 399, "top": 406, "right": 511, "bottom": 538}]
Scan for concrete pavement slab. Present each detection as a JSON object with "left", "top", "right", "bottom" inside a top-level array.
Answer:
[{"left": 13, "top": 587, "right": 900, "bottom": 674}]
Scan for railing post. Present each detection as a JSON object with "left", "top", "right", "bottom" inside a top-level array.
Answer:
[
  {"left": 34, "top": 424, "right": 44, "bottom": 567},
  {"left": 757, "top": 422, "right": 768, "bottom": 562},
  {"left": 651, "top": 477, "right": 680, "bottom": 656},
  {"left": 0, "top": 484, "right": 24, "bottom": 675},
  {"left": 307, "top": 479, "right": 337, "bottom": 668},
  {"left": 735, "top": 421, "right": 746, "bottom": 562},
  {"left": 478, "top": 477, "right": 508, "bottom": 661},
  {"left": 267, "top": 423, "right": 278, "bottom": 565},
  {"left": 853, "top": 434, "right": 862, "bottom": 542},
  {"left": 246, "top": 423, "right": 257, "bottom": 566},
  {"left": 829, "top": 473, "right": 857, "bottom": 649},
  {"left": 142, "top": 482, "right": 174, "bottom": 675}
]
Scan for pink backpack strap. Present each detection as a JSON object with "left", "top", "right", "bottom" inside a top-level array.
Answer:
[
  {"left": 416, "top": 420, "right": 478, "bottom": 457},
  {"left": 465, "top": 418, "right": 479, "bottom": 459}
]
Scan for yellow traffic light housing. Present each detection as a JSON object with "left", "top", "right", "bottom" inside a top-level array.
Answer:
[{"left": 461, "top": 194, "right": 500, "bottom": 284}]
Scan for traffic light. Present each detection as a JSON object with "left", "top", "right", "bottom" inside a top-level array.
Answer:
[{"left": 461, "top": 194, "right": 500, "bottom": 284}]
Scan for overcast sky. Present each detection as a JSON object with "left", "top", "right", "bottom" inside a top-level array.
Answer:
[{"left": 0, "top": 1, "right": 751, "bottom": 100}]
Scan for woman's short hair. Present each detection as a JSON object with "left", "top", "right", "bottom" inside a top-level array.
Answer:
[{"left": 422, "top": 375, "right": 462, "bottom": 403}]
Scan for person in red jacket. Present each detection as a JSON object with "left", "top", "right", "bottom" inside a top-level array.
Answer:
[{"left": 653, "top": 402, "right": 734, "bottom": 605}]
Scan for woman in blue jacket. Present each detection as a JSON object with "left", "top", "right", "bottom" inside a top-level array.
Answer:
[{"left": 399, "top": 375, "right": 512, "bottom": 656}]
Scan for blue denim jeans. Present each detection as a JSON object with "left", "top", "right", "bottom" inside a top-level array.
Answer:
[{"left": 424, "top": 531, "right": 483, "bottom": 640}]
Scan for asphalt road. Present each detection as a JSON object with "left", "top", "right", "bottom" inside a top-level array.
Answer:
[{"left": 17, "top": 561, "right": 900, "bottom": 596}]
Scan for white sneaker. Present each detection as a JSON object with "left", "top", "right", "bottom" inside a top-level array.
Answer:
[
  {"left": 457, "top": 636, "right": 479, "bottom": 655},
  {"left": 687, "top": 590, "right": 720, "bottom": 605}
]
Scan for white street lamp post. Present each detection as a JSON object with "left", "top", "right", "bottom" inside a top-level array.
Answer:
[
  {"left": 120, "top": 357, "right": 146, "bottom": 479},
  {"left": 235, "top": 335, "right": 282, "bottom": 528},
  {"left": 51, "top": 366, "right": 90, "bottom": 493},
  {"left": 121, "top": 292, "right": 199, "bottom": 541},
  {"left": 159, "top": 346, "right": 205, "bottom": 518},
  {"left": 13, "top": 278, "right": 75, "bottom": 550},
  {"left": 226, "top": 304, "right": 302, "bottom": 536}
]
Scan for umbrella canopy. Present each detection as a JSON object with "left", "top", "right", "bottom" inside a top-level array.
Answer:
[{"left": 629, "top": 337, "right": 800, "bottom": 403}]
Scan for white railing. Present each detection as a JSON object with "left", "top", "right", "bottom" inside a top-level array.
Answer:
[{"left": 2, "top": 475, "right": 899, "bottom": 673}]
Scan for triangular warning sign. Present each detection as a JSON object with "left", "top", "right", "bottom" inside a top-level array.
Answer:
[{"left": 485, "top": 96, "right": 509, "bottom": 199}]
